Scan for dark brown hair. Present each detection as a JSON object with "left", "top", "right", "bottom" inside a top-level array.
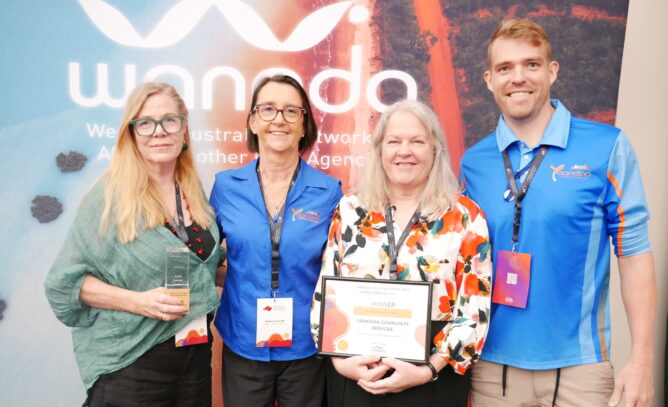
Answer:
[{"left": 246, "top": 74, "right": 318, "bottom": 154}]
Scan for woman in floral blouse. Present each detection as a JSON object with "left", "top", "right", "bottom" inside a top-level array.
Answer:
[{"left": 311, "top": 100, "right": 492, "bottom": 406}]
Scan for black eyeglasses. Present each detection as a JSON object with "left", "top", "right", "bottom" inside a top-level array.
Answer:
[
  {"left": 253, "top": 104, "right": 305, "bottom": 123},
  {"left": 130, "top": 115, "right": 185, "bottom": 137}
]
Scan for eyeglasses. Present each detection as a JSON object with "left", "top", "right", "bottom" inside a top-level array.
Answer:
[
  {"left": 253, "top": 104, "right": 305, "bottom": 123},
  {"left": 130, "top": 115, "right": 185, "bottom": 137}
]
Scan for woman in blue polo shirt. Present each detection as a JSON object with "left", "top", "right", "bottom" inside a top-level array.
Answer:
[{"left": 209, "top": 74, "right": 342, "bottom": 406}]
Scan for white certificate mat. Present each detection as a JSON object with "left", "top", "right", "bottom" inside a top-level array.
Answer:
[{"left": 318, "top": 276, "right": 432, "bottom": 363}]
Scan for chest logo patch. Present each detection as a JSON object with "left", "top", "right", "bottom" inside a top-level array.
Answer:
[
  {"left": 550, "top": 163, "right": 591, "bottom": 181},
  {"left": 550, "top": 164, "right": 565, "bottom": 181},
  {"left": 291, "top": 208, "right": 321, "bottom": 223}
]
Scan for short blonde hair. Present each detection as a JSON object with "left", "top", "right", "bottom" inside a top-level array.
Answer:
[
  {"left": 356, "top": 100, "right": 459, "bottom": 216},
  {"left": 488, "top": 18, "right": 552, "bottom": 68},
  {"left": 99, "top": 82, "right": 212, "bottom": 243}
]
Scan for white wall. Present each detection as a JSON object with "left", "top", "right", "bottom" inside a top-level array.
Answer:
[{"left": 612, "top": 0, "right": 667, "bottom": 406}]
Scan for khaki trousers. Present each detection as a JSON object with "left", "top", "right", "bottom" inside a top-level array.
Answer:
[{"left": 470, "top": 360, "right": 614, "bottom": 407}]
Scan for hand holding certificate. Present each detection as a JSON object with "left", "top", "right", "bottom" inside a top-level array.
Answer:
[{"left": 317, "top": 276, "right": 432, "bottom": 364}]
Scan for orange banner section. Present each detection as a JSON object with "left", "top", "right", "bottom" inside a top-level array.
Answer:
[{"left": 413, "top": 0, "right": 465, "bottom": 174}]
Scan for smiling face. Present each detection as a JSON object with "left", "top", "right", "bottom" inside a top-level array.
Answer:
[
  {"left": 381, "top": 110, "right": 435, "bottom": 196},
  {"left": 133, "top": 93, "right": 186, "bottom": 172},
  {"left": 249, "top": 81, "right": 305, "bottom": 157},
  {"left": 484, "top": 37, "right": 559, "bottom": 126}
]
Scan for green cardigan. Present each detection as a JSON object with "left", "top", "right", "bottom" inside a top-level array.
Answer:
[{"left": 44, "top": 181, "right": 221, "bottom": 389}]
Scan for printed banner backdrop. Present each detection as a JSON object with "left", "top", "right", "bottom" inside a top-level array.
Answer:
[{"left": 0, "top": 1, "right": 629, "bottom": 405}]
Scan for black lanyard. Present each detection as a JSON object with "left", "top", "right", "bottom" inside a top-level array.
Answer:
[
  {"left": 384, "top": 206, "right": 422, "bottom": 280},
  {"left": 501, "top": 146, "right": 548, "bottom": 250},
  {"left": 256, "top": 160, "right": 300, "bottom": 295},
  {"left": 173, "top": 183, "right": 189, "bottom": 244}
]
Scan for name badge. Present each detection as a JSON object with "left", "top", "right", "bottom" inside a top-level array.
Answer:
[
  {"left": 492, "top": 250, "right": 531, "bottom": 308},
  {"left": 175, "top": 314, "right": 208, "bottom": 347},
  {"left": 256, "top": 298, "right": 293, "bottom": 347}
]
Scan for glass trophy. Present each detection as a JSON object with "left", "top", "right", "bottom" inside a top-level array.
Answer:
[{"left": 165, "top": 247, "right": 190, "bottom": 313}]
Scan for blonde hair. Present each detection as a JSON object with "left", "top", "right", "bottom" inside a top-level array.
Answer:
[
  {"left": 487, "top": 18, "right": 552, "bottom": 68},
  {"left": 99, "top": 82, "right": 212, "bottom": 243},
  {"left": 356, "top": 100, "right": 459, "bottom": 216}
]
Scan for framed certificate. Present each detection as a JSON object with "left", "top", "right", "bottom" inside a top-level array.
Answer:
[{"left": 317, "top": 276, "right": 433, "bottom": 364}]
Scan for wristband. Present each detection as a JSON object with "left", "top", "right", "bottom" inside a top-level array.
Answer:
[{"left": 426, "top": 361, "right": 438, "bottom": 382}]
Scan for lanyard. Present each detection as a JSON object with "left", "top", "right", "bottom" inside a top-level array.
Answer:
[
  {"left": 503, "top": 158, "right": 537, "bottom": 202},
  {"left": 501, "top": 146, "right": 548, "bottom": 250},
  {"left": 173, "top": 183, "right": 189, "bottom": 244},
  {"left": 256, "top": 160, "right": 300, "bottom": 295},
  {"left": 384, "top": 206, "right": 422, "bottom": 280}
]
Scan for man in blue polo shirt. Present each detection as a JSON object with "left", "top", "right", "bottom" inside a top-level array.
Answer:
[{"left": 461, "top": 18, "right": 656, "bottom": 407}]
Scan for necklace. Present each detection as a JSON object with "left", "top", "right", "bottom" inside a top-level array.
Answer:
[
  {"left": 263, "top": 187, "right": 287, "bottom": 218},
  {"left": 256, "top": 159, "right": 300, "bottom": 219}
]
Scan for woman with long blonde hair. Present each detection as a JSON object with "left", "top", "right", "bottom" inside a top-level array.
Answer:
[{"left": 45, "top": 82, "right": 222, "bottom": 406}]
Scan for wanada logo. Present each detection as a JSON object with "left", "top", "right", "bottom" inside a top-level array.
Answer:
[
  {"left": 70, "top": 0, "right": 418, "bottom": 113},
  {"left": 550, "top": 164, "right": 592, "bottom": 181}
]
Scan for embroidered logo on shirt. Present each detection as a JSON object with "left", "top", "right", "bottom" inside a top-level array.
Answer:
[
  {"left": 550, "top": 164, "right": 591, "bottom": 181},
  {"left": 291, "top": 208, "right": 321, "bottom": 223},
  {"left": 550, "top": 164, "right": 565, "bottom": 181}
]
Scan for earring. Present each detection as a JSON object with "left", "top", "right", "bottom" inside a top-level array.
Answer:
[{"left": 182, "top": 141, "right": 188, "bottom": 152}]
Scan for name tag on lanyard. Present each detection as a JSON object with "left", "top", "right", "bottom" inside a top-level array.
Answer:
[
  {"left": 491, "top": 146, "right": 548, "bottom": 309},
  {"left": 175, "top": 315, "right": 209, "bottom": 347},
  {"left": 256, "top": 297, "right": 293, "bottom": 347},
  {"left": 254, "top": 160, "right": 299, "bottom": 347},
  {"left": 492, "top": 251, "right": 531, "bottom": 308}
]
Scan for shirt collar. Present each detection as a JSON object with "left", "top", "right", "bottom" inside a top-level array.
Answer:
[
  {"left": 232, "top": 158, "right": 326, "bottom": 188},
  {"left": 495, "top": 99, "right": 571, "bottom": 152}
]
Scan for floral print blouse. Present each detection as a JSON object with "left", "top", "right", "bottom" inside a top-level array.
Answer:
[{"left": 310, "top": 194, "right": 492, "bottom": 374}]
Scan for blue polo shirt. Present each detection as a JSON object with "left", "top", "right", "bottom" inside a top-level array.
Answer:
[
  {"left": 210, "top": 159, "right": 342, "bottom": 361},
  {"left": 460, "top": 100, "right": 651, "bottom": 369}
]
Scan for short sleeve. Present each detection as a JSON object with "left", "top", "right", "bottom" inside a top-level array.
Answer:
[{"left": 603, "top": 132, "right": 651, "bottom": 257}]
